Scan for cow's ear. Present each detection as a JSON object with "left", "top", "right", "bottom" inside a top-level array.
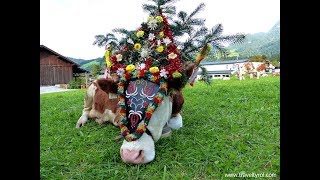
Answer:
[
  {"left": 96, "top": 78, "right": 118, "bottom": 94},
  {"left": 184, "top": 61, "right": 197, "bottom": 78}
]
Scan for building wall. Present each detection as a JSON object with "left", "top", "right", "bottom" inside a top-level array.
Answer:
[{"left": 40, "top": 50, "right": 73, "bottom": 85}]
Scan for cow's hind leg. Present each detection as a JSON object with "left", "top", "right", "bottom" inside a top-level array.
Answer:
[{"left": 76, "top": 84, "right": 96, "bottom": 128}]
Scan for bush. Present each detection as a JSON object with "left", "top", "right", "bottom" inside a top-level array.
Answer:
[{"left": 68, "top": 77, "right": 85, "bottom": 89}]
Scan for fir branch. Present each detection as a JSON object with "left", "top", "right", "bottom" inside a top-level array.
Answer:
[
  {"left": 212, "top": 33, "right": 246, "bottom": 45},
  {"left": 178, "top": 11, "right": 187, "bottom": 22},
  {"left": 188, "top": 3, "right": 205, "bottom": 20},
  {"left": 199, "top": 65, "right": 212, "bottom": 85},
  {"left": 112, "top": 28, "right": 132, "bottom": 36},
  {"left": 142, "top": 4, "right": 158, "bottom": 14},
  {"left": 210, "top": 24, "right": 224, "bottom": 38}
]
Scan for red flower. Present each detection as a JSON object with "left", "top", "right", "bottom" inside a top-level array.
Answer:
[
  {"left": 125, "top": 72, "right": 130, "bottom": 80},
  {"left": 145, "top": 112, "right": 152, "bottom": 119},
  {"left": 140, "top": 70, "right": 145, "bottom": 78}
]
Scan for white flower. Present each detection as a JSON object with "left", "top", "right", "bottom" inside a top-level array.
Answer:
[
  {"left": 157, "top": 39, "right": 162, "bottom": 45},
  {"left": 160, "top": 69, "right": 169, "bottom": 79},
  {"left": 168, "top": 52, "right": 177, "bottom": 59},
  {"left": 163, "top": 37, "right": 171, "bottom": 46},
  {"left": 147, "top": 19, "right": 158, "bottom": 30},
  {"left": 148, "top": 33, "right": 155, "bottom": 41},
  {"left": 127, "top": 38, "right": 134, "bottom": 44},
  {"left": 116, "top": 54, "right": 123, "bottom": 62},
  {"left": 116, "top": 68, "right": 125, "bottom": 76},
  {"left": 140, "top": 48, "right": 149, "bottom": 58}
]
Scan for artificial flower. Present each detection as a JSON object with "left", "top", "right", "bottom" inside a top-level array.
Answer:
[
  {"left": 148, "top": 33, "right": 155, "bottom": 41},
  {"left": 148, "top": 19, "right": 158, "bottom": 30},
  {"left": 172, "top": 71, "right": 182, "bottom": 78},
  {"left": 149, "top": 66, "right": 159, "bottom": 73},
  {"left": 116, "top": 68, "right": 125, "bottom": 76},
  {"left": 136, "top": 30, "right": 144, "bottom": 38},
  {"left": 126, "top": 64, "right": 135, "bottom": 72},
  {"left": 148, "top": 16, "right": 154, "bottom": 22},
  {"left": 116, "top": 54, "right": 123, "bottom": 62},
  {"left": 163, "top": 37, "right": 171, "bottom": 46},
  {"left": 156, "top": 16, "right": 163, "bottom": 23},
  {"left": 157, "top": 39, "right": 162, "bottom": 45},
  {"left": 157, "top": 46, "right": 164, "bottom": 53},
  {"left": 159, "top": 31, "right": 164, "bottom": 37},
  {"left": 160, "top": 69, "right": 169, "bottom": 78},
  {"left": 134, "top": 43, "right": 141, "bottom": 50},
  {"left": 140, "top": 48, "right": 149, "bottom": 58},
  {"left": 168, "top": 52, "right": 177, "bottom": 59},
  {"left": 127, "top": 38, "right": 134, "bottom": 44}
]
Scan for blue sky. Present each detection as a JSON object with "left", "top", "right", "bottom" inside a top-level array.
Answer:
[{"left": 40, "top": 0, "right": 280, "bottom": 60}]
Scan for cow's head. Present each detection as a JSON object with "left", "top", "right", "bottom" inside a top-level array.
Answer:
[{"left": 119, "top": 62, "right": 196, "bottom": 164}]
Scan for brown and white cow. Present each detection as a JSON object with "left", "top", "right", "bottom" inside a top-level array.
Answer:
[
  {"left": 76, "top": 62, "right": 196, "bottom": 164},
  {"left": 236, "top": 61, "right": 272, "bottom": 80}
]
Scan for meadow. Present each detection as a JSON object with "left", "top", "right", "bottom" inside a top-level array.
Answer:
[{"left": 40, "top": 76, "right": 280, "bottom": 179}]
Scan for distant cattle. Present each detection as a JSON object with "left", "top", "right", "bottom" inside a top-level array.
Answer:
[{"left": 236, "top": 61, "right": 273, "bottom": 80}]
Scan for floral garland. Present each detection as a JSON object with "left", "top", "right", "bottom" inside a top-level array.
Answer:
[{"left": 117, "top": 69, "right": 168, "bottom": 142}]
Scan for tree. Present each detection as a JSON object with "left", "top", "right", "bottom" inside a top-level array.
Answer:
[
  {"left": 249, "top": 55, "right": 268, "bottom": 62},
  {"left": 90, "top": 63, "right": 102, "bottom": 78}
]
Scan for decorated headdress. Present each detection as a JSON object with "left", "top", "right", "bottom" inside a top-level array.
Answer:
[{"left": 108, "top": 12, "right": 187, "bottom": 141}]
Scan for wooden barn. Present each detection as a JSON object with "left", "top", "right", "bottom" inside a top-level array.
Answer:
[{"left": 40, "top": 45, "right": 88, "bottom": 86}]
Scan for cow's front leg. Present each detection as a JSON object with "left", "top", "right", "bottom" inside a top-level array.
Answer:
[
  {"left": 76, "top": 86, "right": 95, "bottom": 128},
  {"left": 76, "top": 113, "right": 89, "bottom": 128}
]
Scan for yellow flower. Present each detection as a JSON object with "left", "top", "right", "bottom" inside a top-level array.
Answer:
[
  {"left": 134, "top": 43, "right": 141, "bottom": 50},
  {"left": 172, "top": 71, "right": 182, "bottom": 78},
  {"left": 148, "top": 16, "right": 154, "bottom": 22},
  {"left": 126, "top": 64, "right": 135, "bottom": 72},
  {"left": 159, "top": 31, "right": 164, "bottom": 37},
  {"left": 168, "top": 52, "right": 177, "bottom": 59},
  {"left": 157, "top": 46, "right": 164, "bottom": 53},
  {"left": 156, "top": 16, "right": 163, "bottom": 22},
  {"left": 149, "top": 67, "right": 159, "bottom": 73},
  {"left": 136, "top": 30, "right": 144, "bottom": 38}
]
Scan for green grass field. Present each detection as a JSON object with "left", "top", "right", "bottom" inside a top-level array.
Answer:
[{"left": 40, "top": 76, "right": 280, "bottom": 179}]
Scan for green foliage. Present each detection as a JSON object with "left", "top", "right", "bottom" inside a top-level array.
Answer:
[
  {"left": 68, "top": 77, "right": 85, "bottom": 89},
  {"left": 81, "top": 60, "right": 102, "bottom": 71},
  {"left": 41, "top": 76, "right": 280, "bottom": 179},
  {"left": 249, "top": 55, "right": 268, "bottom": 62},
  {"left": 90, "top": 64, "right": 103, "bottom": 77}
]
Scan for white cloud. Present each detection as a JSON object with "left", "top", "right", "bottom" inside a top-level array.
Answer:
[{"left": 40, "top": 0, "right": 279, "bottom": 59}]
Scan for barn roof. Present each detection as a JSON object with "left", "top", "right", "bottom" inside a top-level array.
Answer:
[
  {"left": 200, "top": 59, "right": 249, "bottom": 65},
  {"left": 197, "top": 70, "right": 234, "bottom": 75},
  {"left": 40, "top": 45, "right": 89, "bottom": 73}
]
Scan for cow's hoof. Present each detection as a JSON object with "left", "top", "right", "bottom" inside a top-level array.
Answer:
[
  {"left": 168, "top": 114, "right": 182, "bottom": 130},
  {"left": 161, "top": 124, "right": 172, "bottom": 138},
  {"left": 76, "top": 115, "right": 88, "bottom": 128}
]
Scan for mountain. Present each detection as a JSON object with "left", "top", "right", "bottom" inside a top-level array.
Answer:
[
  {"left": 227, "top": 20, "right": 280, "bottom": 59},
  {"left": 68, "top": 57, "right": 104, "bottom": 71}
]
